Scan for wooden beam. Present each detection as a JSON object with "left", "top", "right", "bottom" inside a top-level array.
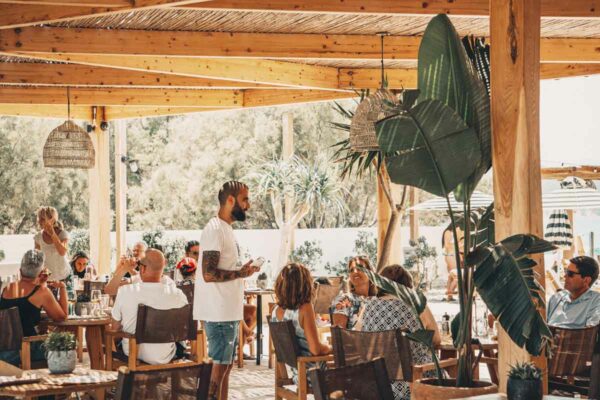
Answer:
[
  {"left": 0, "top": 104, "right": 93, "bottom": 119},
  {"left": 0, "top": 0, "right": 212, "bottom": 29},
  {"left": 5, "top": 27, "right": 600, "bottom": 63},
  {"left": 0, "top": 86, "right": 242, "bottom": 107},
  {"left": 5, "top": 52, "right": 344, "bottom": 90},
  {"left": 242, "top": 89, "right": 356, "bottom": 108},
  {"left": 0, "top": 0, "right": 130, "bottom": 6},
  {"left": 490, "top": 0, "right": 546, "bottom": 393},
  {"left": 0, "top": 62, "right": 275, "bottom": 89},
  {"left": 339, "top": 68, "right": 417, "bottom": 89},
  {"left": 541, "top": 165, "right": 600, "bottom": 180},
  {"left": 183, "top": 0, "right": 600, "bottom": 18},
  {"left": 104, "top": 106, "right": 227, "bottom": 119},
  {"left": 541, "top": 63, "right": 600, "bottom": 79}
]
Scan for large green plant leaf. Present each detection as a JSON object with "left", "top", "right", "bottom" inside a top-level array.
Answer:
[
  {"left": 467, "top": 234, "right": 556, "bottom": 355},
  {"left": 376, "top": 99, "right": 481, "bottom": 197},
  {"left": 418, "top": 14, "right": 491, "bottom": 201},
  {"left": 471, "top": 203, "right": 495, "bottom": 248},
  {"left": 357, "top": 266, "right": 427, "bottom": 315}
]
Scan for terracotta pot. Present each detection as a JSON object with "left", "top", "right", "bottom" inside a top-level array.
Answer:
[{"left": 412, "top": 378, "right": 498, "bottom": 400}]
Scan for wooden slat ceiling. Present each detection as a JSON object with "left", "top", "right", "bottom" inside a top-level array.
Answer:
[
  {"left": 50, "top": 9, "right": 600, "bottom": 38},
  {"left": 1, "top": 2, "right": 600, "bottom": 120}
]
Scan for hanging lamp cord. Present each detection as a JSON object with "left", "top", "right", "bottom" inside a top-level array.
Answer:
[{"left": 380, "top": 34, "right": 385, "bottom": 89}]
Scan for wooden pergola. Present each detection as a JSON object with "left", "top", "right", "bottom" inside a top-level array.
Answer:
[{"left": 1, "top": 0, "right": 600, "bottom": 391}]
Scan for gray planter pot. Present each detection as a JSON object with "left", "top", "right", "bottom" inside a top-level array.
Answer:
[
  {"left": 75, "top": 302, "right": 92, "bottom": 316},
  {"left": 507, "top": 377, "right": 542, "bottom": 400},
  {"left": 47, "top": 350, "right": 76, "bottom": 374}
]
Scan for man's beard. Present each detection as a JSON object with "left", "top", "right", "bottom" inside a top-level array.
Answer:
[{"left": 232, "top": 202, "right": 247, "bottom": 222}]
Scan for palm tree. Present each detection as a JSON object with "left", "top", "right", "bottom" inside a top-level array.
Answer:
[{"left": 247, "top": 155, "right": 346, "bottom": 272}]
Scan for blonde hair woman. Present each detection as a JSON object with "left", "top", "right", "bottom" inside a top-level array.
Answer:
[{"left": 33, "top": 206, "right": 71, "bottom": 281}]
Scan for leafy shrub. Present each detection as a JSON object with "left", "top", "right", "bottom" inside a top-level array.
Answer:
[
  {"left": 141, "top": 228, "right": 186, "bottom": 271},
  {"left": 324, "top": 231, "right": 377, "bottom": 277},
  {"left": 508, "top": 362, "right": 542, "bottom": 380},
  {"left": 290, "top": 240, "right": 324, "bottom": 271},
  {"left": 69, "top": 229, "right": 90, "bottom": 256},
  {"left": 44, "top": 332, "right": 76, "bottom": 353}
]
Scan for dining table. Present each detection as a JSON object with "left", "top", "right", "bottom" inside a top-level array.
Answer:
[
  {"left": 0, "top": 367, "right": 117, "bottom": 400},
  {"left": 45, "top": 315, "right": 111, "bottom": 370},
  {"left": 244, "top": 288, "right": 275, "bottom": 366},
  {"left": 438, "top": 336, "right": 499, "bottom": 384}
]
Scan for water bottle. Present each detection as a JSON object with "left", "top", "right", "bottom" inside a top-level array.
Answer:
[{"left": 441, "top": 312, "right": 451, "bottom": 336}]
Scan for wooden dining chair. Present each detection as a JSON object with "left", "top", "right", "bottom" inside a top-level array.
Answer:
[
  {"left": 176, "top": 282, "right": 195, "bottom": 305},
  {"left": 0, "top": 307, "right": 47, "bottom": 370},
  {"left": 330, "top": 327, "right": 457, "bottom": 383},
  {"left": 309, "top": 357, "right": 395, "bottom": 400},
  {"left": 114, "top": 362, "right": 213, "bottom": 400},
  {"left": 548, "top": 324, "right": 600, "bottom": 398},
  {"left": 269, "top": 320, "right": 333, "bottom": 400},
  {"left": 105, "top": 304, "right": 204, "bottom": 371}
]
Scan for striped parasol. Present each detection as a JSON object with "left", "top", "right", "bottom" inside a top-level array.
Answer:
[
  {"left": 544, "top": 209, "right": 573, "bottom": 249},
  {"left": 409, "top": 191, "right": 494, "bottom": 211},
  {"left": 542, "top": 177, "right": 600, "bottom": 210}
]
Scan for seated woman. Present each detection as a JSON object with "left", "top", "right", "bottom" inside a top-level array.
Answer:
[
  {"left": 271, "top": 262, "right": 331, "bottom": 383},
  {"left": 356, "top": 269, "right": 436, "bottom": 400},
  {"left": 0, "top": 250, "right": 68, "bottom": 367},
  {"left": 69, "top": 251, "right": 97, "bottom": 281},
  {"left": 331, "top": 256, "right": 377, "bottom": 329},
  {"left": 380, "top": 264, "right": 441, "bottom": 346}
]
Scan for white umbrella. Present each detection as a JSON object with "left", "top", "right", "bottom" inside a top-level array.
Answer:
[
  {"left": 410, "top": 191, "right": 494, "bottom": 211},
  {"left": 542, "top": 188, "right": 600, "bottom": 210}
]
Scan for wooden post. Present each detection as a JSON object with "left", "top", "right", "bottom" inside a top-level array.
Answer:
[
  {"left": 490, "top": 0, "right": 546, "bottom": 392},
  {"left": 114, "top": 119, "right": 127, "bottom": 262},
  {"left": 376, "top": 178, "right": 390, "bottom": 263},
  {"left": 88, "top": 109, "right": 112, "bottom": 275},
  {"left": 409, "top": 187, "right": 419, "bottom": 241}
]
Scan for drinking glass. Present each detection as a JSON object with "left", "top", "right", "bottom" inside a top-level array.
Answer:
[
  {"left": 91, "top": 289, "right": 101, "bottom": 303},
  {"left": 100, "top": 294, "right": 110, "bottom": 311}
]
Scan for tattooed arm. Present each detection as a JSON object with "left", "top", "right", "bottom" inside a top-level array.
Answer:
[{"left": 202, "top": 251, "right": 258, "bottom": 283}]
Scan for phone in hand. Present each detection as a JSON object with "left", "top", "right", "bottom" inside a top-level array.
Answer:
[{"left": 250, "top": 257, "right": 265, "bottom": 269}]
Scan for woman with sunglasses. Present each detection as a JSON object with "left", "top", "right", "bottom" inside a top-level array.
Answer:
[{"left": 331, "top": 256, "right": 378, "bottom": 329}]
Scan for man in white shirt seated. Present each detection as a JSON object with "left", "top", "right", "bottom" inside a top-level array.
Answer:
[
  {"left": 110, "top": 248, "right": 188, "bottom": 365},
  {"left": 547, "top": 256, "right": 600, "bottom": 329}
]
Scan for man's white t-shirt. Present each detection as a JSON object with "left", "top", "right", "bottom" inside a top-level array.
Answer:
[
  {"left": 193, "top": 217, "right": 244, "bottom": 322},
  {"left": 130, "top": 274, "right": 175, "bottom": 285},
  {"left": 112, "top": 281, "right": 188, "bottom": 365}
]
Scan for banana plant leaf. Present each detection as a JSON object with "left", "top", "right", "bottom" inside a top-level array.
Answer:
[
  {"left": 418, "top": 14, "right": 491, "bottom": 202},
  {"left": 376, "top": 99, "right": 481, "bottom": 198},
  {"left": 467, "top": 234, "right": 556, "bottom": 355},
  {"left": 471, "top": 203, "right": 495, "bottom": 248},
  {"left": 357, "top": 265, "right": 427, "bottom": 315}
]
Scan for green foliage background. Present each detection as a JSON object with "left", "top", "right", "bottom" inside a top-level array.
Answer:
[{"left": 0, "top": 101, "right": 378, "bottom": 234}]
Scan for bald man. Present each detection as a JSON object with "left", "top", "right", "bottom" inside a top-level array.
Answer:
[{"left": 110, "top": 248, "right": 188, "bottom": 365}]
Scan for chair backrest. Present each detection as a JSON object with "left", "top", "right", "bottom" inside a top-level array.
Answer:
[
  {"left": 313, "top": 281, "right": 343, "bottom": 316},
  {"left": 135, "top": 304, "right": 197, "bottom": 344},
  {"left": 0, "top": 307, "right": 24, "bottom": 351},
  {"left": 115, "top": 362, "right": 213, "bottom": 400},
  {"left": 549, "top": 324, "right": 600, "bottom": 377},
  {"left": 310, "top": 357, "right": 394, "bottom": 400},
  {"left": 268, "top": 320, "right": 302, "bottom": 368},
  {"left": 84, "top": 280, "right": 106, "bottom": 296},
  {"left": 331, "top": 327, "right": 413, "bottom": 382},
  {"left": 177, "top": 283, "right": 195, "bottom": 305}
]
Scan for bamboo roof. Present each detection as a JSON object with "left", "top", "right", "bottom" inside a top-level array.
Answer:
[{"left": 0, "top": 0, "right": 599, "bottom": 120}]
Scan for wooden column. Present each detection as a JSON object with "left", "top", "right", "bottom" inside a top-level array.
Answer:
[
  {"left": 88, "top": 110, "right": 112, "bottom": 275},
  {"left": 377, "top": 178, "right": 391, "bottom": 263},
  {"left": 490, "top": 0, "right": 546, "bottom": 392},
  {"left": 114, "top": 119, "right": 127, "bottom": 263},
  {"left": 409, "top": 187, "right": 419, "bottom": 241}
]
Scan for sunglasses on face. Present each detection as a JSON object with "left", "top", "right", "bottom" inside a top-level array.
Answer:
[{"left": 565, "top": 270, "right": 582, "bottom": 278}]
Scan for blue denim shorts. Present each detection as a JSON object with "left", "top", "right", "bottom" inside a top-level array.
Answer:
[{"left": 204, "top": 321, "right": 239, "bottom": 364}]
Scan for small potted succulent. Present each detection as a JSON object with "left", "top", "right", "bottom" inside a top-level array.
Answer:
[
  {"left": 256, "top": 272, "right": 269, "bottom": 289},
  {"left": 507, "top": 362, "right": 543, "bottom": 400},
  {"left": 44, "top": 332, "right": 77, "bottom": 374},
  {"left": 75, "top": 293, "right": 92, "bottom": 316}
]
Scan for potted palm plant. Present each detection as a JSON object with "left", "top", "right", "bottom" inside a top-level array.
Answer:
[
  {"left": 44, "top": 332, "right": 77, "bottom": 374},
  {"left": 343, "top": 13, "right": 555, "bottom": 399}
]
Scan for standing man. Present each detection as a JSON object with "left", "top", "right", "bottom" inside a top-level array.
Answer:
[{"left": 194, "top": 181, "right": 260, "bottom": 400}]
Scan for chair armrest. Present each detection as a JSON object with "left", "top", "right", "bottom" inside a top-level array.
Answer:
[
  {"left": 105, "top": 329, "right": 134, "bottom": 339},
  {"left": 413, "top": 358, "right": 458, "bottom": 378},
  {"left": 22, "top": 335, "right": 48, "bottom": 343},
  {"left": 297, "top": 354, "right": 334, "bottom": 364}
]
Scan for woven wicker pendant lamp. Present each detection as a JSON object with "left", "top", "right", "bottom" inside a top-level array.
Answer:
[
  {"left": 43, "top": 87, "right": 95, "bottom": 169},
  {"left": 349, "top": 32, "right": 398, "bottom": 152}
]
